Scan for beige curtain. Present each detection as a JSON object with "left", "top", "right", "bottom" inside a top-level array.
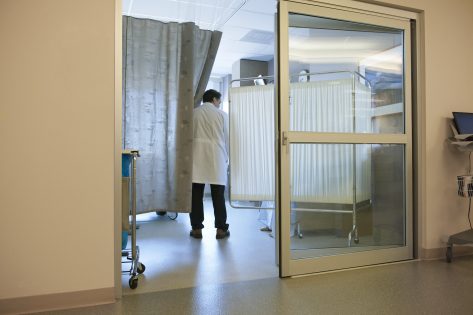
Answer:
[{"left": 123, "top": 16, "right": 221, "bottom": 213}]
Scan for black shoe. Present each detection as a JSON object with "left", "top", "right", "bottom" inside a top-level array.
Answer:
[
  {"left": 216, "top": 229, "right": 230, "bottom": 239},
  {"left": 190, "top": 229, "right": 202, "bottom": 239}
]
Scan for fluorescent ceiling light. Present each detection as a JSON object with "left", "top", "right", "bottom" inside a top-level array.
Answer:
[
  {"left": 288, "top": 31, "right": 402, "bottom": 68},
  {"left": 360, "top": 45, "right": 403, "bottom": 73}
]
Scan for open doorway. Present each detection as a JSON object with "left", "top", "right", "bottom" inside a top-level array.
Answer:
[
  {"left": 120, "top": 0, "right": 279, "bottom": 295},
  {"left": 119, "top": 0, "right": 418, "bottom": 293}
]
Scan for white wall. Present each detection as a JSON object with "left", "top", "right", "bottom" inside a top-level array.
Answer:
[
  {"left": 359, "top": 0, "right": 473, "bottom": 250},
  {"left": 0, "top": 0, "right": 117, "bottom": 299}
]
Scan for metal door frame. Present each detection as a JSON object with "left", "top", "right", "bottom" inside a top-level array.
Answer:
[{"left": 276, "top": 0, "right": 417, "bottom": 277}]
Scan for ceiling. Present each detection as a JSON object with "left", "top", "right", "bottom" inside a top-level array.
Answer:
[
  {"left": 122, "top": 0, "right": 402, "bottom": 78},
  {"left": 123, "top": 0, "right": 277, "bottom": 77}
]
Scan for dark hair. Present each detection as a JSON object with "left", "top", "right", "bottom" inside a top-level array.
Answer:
[{"left": 203, "top": 89, "right": 221, "bottom": 103}]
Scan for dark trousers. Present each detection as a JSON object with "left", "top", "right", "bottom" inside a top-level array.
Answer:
[{"left": 190, "top": 183, "right": 229, "bottom": 231}]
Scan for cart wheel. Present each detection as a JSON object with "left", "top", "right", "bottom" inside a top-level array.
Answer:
[
  {"left": 446, "top": 246, "right": 453, "bottom": 263},
  {"left": 167, "top": 212, "right": 178, "bottom": 220},
  {"left": 156, "top": 211, "right": 167, "bottom": 216},
  {"left": 129, "top": 276, "right": 138, "bottom": 289},
  {"left": 137, "top": 263, "right": 146, "bottom": 274}
]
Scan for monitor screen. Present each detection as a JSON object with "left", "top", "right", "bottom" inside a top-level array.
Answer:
[{"left": 453, "top": 112, "right": 473, "bottom": 134}]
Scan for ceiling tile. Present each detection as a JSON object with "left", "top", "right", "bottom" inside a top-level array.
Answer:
[
  {"left": 122, "top": 0, "right": 276, "bottom": 76},
  {"left": 241, "top": 0, "right": 276, "bottom": 15},
  {"left": 127, "top": 0, "right": 246, "bottom": 30},
  {"left": 122, "top": 0, "right": 132, "bottom": 14},
  {"left": 224, "top": 9, "right": 275, "bottom": 32}
]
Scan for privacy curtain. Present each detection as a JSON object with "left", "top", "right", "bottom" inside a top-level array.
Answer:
[
  {"left": 229, "top": 78, "right": 372, "bottom": 204},
  {"left": 230, "top": 85, "right": 275, "bottom": 201},
  {"left": 290, "top": 79, "right": 372, "bottom": 204},
  {"left": 123, "top": 16, "right": 221, "bottom": 213}
]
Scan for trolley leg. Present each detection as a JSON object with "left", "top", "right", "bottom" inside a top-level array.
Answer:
[
  {"left": 297, "top": 223, "right": 303, "bottom": 238},
  {"left": 446, "top": 239, "right": 453, "bottom": 263},
  {"left": 123, "top": 151, "right": 145, "bottom": 290},
  {"left": 348, "top": 225, "right": 359, "bottom": 247},
  {"left": 349, "top": 142, "right": 358, "bottom": 247},
  {"left": 131, "top": 155, "right": 137, "bottom": 274},
  {"left": 348, "top": 227, "right": 352, "bottom": 247},
  {"left": 354, "top": 226, "right": 359, "bottom": 244}
]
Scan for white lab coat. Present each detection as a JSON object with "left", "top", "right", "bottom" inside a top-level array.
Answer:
[{"left": 192, "top": 102, "right": 229, "bottom": 185}]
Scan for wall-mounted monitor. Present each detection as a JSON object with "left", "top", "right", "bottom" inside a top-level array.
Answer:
[{"left": 453, "top": 112, "right": 473, "bottom": 134}]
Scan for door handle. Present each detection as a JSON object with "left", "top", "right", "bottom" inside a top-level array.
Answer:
[{"left": 282, "top": 132, "right": 289, "bottom": 154}]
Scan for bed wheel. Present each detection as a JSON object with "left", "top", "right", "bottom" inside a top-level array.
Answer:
[
  {"left": 137, "top": 263, "right": 146, "bottom": 274},
  {"left": 354, "top": 238, "right": 359, "bottom": 244},
  {"left": 167, "top": 212, "right": 178, "bottom": 220},
  {"left": 129, "top": 276, "right": 138, "bottom": 289},
  {"left": 446, "top": 246, "right": 453, "bottom": 263}
]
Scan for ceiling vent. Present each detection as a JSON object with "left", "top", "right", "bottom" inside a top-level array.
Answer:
[{"left": 240, "top": 30, "right": 274, "bottom": 45}]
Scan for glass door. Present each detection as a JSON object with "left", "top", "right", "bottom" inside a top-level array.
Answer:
[{"left": 276, "top": 0, "right": 413, "bottom": 276}]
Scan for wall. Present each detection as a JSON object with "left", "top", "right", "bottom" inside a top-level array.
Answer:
[
  {"left": 232, "top": 61, "right": 241, "bottom": 87},
  {"left": 232, "top": 59, "right": 269, "bottom": 86},
  {"left": 0, "top": 0, "right": 472, "bottom": 308},
  {"left": 357, "top": 0, "right": 473, "bottom": 252},
  {"left": 0, "top": 0, "right": 117, "bottom": 304}
]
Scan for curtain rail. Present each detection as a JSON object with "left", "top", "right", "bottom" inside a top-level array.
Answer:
[{"left": 230, "top": 70, "right": 372, "bottom": 88}]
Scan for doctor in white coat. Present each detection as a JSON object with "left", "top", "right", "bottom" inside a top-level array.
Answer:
[{"left": 190, "top": 89, "right": 230, "bottom": 239}]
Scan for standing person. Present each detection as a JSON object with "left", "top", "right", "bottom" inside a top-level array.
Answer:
[{"left": 190, "top": 89, "right": 230, "bottom": 239}]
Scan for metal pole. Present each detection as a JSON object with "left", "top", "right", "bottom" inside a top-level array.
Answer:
[
  {"left": 230, "top": 71, "right": 371, "bottom": 88},
  {"left": 350, "top": 73, "right": 358, "bottom": 246},
  {"left": 131, "top": 153, "right": 137, "bottom": 262}
]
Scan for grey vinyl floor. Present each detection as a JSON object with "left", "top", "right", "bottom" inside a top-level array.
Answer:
[
  {"left": 41, "top": 255, "right": 473, "bottom": 315},
  {"left": 37, "top": 199, "right": 473, "bottom": 314},
  {"left": 121, "top": 199, "right": 278, "bottom": 294}
]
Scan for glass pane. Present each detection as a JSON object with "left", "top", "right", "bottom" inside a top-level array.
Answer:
[
  {"left": 288, "top": 14, "right": 405, "bottom": 134},
  {"left": 290, "top": 143, "right": 405, "bottom": 259}
]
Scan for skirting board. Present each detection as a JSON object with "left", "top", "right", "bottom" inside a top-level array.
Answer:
[
  {"left": 420, "top": 245, "right": 473, "bottom": 260},
  {"left": 0, "top": 287, "right": 115, "bottom": 315}
]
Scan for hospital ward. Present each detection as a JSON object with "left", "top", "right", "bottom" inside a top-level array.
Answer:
[{"left": 119, "top": 2, "right": 408, "bottom": 294}]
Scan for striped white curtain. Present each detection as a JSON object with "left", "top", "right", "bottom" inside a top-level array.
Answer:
[
  {"left": 229, "top": 78, "right": 372, "bottom": 204},
  {"left": 229, "top": 85, "right": 275, "bottom": 201},
  {"left": 290, "top": 79, "right": 371, "bottom": 203}
]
